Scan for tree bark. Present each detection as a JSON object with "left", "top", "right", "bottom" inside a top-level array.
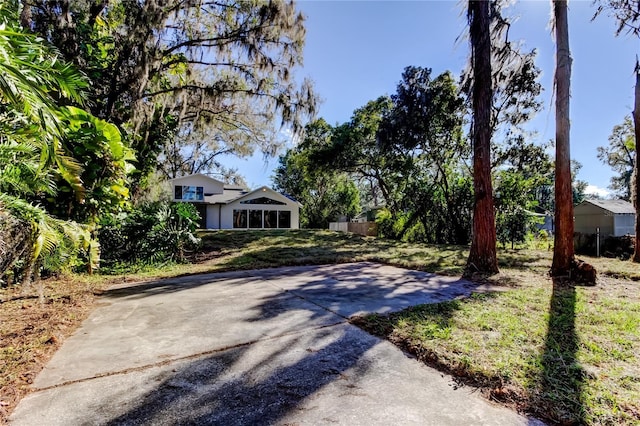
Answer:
[
  {"left": 632, "top": 61, "right": 640, "bottom": 262},
  {"left": 551, "top": 0, "right": 575, "bottom": 276},
  {"left": 465, "top": 0, "right": 499, "bottom": 277}
]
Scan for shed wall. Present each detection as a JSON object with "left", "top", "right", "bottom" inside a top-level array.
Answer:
[
  {"left": 574, "top": 213, "right": 614, "bottom": 236},
  {"left": 614, "top": 214, "right": 635, "bottom": 236}
]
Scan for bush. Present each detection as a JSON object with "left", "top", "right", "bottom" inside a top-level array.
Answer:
[
  {"left": 98, "top": 201, "right": 201, "bottom": 269},
  {"left": 575, "top": 233, "right": 634, "bottom": 259},
  {"left": 375, "top": 208, "right": 409, "bottom": 240}
]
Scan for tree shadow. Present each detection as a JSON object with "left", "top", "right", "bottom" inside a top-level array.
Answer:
[
  {"left": 100, "top": 269, "right": 261, "bottom": 300},
  {"left": 353, "top": 292, "right": 507, "bottom": 393},
  {"left": 102, "top": 325, "right": 379, "bottom": 425},
  {"left": 249, "top": 262, "right": 492, "bottom": 321},
  {"left": 497, "top": 251, "right": 549, "bottom": 271},
  {"left": 537, "top": 280, "right": 586, "bottom": 424},
  {"left": 73, "top": 261, "right": 511, "bottom": 424},
  {"left": 196, "top": 230, "right": 472, "bottom": 277}
]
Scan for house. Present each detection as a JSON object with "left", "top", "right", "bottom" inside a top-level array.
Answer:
[
  {"left": 529, "top": 208, "right": 553, "bottom": 234},
  {"left": 170, "top": 174, "right": 300, "bottom": 230},
  {"left": 574, "top": 199, "right": 635, "bottom": 237}
]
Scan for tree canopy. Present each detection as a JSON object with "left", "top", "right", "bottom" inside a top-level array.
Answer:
[
  {"left": 598, "top": 116, "right": 636, "bottom": 200},
  {"left": 22, "top": 0, "right": 317, "bottom": 189},
  {"left": 273, "top": 119, "right": 360, "bottom": 229}
]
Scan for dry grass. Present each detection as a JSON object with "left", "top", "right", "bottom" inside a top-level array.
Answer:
[{"left": 0, "top": 277, "right": 112, "bottom": 421}]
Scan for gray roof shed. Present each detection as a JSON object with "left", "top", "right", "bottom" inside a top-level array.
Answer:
[
  {"left": 582, "top": 199, "right": 635, "bottom": 214},
  {"left": 574, "top": 199, "right": 635, "bottom": 237}
]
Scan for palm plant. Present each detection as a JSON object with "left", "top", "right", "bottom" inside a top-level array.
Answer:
[
  {"left": 0, "top": 0, "right": 87, "bottom": 194},
  {"left": 0, "top": 0, "right": 107, "bottom": 287}
]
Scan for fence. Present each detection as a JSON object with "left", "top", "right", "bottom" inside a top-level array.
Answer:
[{"left": 329, "top": 221, "right": 378, "bottom": 237}]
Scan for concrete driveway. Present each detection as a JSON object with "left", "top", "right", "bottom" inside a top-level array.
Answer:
[{"left": 10, "top": 262, "right": 541, "bottom": 425}]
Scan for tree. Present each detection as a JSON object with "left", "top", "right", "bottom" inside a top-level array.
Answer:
[
  {"left": 378, "top": 67, "right": 469, "bottom": 243},
  {"left": 495, "top": 141, "right": 554, "bottom": 248},
  {"left": 310, "top": 68, "right": 470, "bottom": 244},
  {"left": 466, "top": 0, "right": 498, "bottom": 276},
  {"left": 598, "top": 116, "right": 635, "bottom": 200},
  {"left": 22, "top": 0, "right": 317, "bottom": 192},
  {"left": 594, "top": 0, "right": 640, "bottom": 261},
  {"left": 157, "top": 122, "right": 281, "bottom": 180},
  {"left": 313, "top": 97, "right": 403, "bottom": 215},
  {"left": 550, "top": 0, "right": 575, "bottom": 277},
  {"left": 461, "top": 1, "right": 543, "bottom": 155},
  {"left": 633, "top": 64, "right": 640, "bottom": 262},
  {"left": 272, "top": 120, "right": 360, "bottom": 229},
  {"left": 495, "top": 170, "right": 542, "bottom": 249},
  {"left": 570, "top": 160, "right": 588, "bottom": 205},
  {"left": 459, "top": 0, "right": 544, "bottom": 270}
]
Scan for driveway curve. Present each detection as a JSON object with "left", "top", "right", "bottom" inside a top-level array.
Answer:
[{"left": 10, "top": 262, "right": 542, "bottom": 425}]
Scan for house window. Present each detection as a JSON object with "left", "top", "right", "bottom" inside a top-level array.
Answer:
[
  {"left": 264, "top": 210, "right": 278, "bottom": 229},
  {"left": 233, "top": 210, "right": 247, "bottom": 228},
  {"left": 249, "top": 210, "right": 263, "bottom": 228},
  {"left": 240, "top": 197, "right": 286, "bottom": 205},
  {"left": 234, "top": 209, "right": 292, "bottom": 229},
  {"left": 175, "top": 185, "right": 204, "bottom": 201},
  {"left": 278, "top": 211, "right": 291, "bottom": 229}
]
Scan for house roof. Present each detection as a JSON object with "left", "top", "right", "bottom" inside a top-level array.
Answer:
[
  {"left": 204, "top": 191, "right": 248, "bottom": 204},
  {"left": 234, "top": 186, "right": 303, "bottom": 207},
  {"left": 206, "top": 186, "right": 302, "bottom": 207},
  {"left": 224, "top": 184, "right": 246, "bottom": 190},
  {"left": 581, "top": 199, "right": 635, "bottom": 214},
  {"left": 170, "top": 173, "right": 225, "bottom": 185}
]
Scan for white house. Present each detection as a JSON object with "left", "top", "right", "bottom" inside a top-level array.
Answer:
[
  {"left": 170, "top": 174, "right": 300, "bottom": 230},
  {"left": 574, "top": 199, "right": 635, "bottom": 237}
]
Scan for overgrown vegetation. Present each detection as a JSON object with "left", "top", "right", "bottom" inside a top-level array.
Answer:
[
  {"left": 2, "top": 230, "right": 639, "bottom": 424},
  {"left": 98, "top": 201, "right": 201, "bottom": 270},
  {"left": 1, "top": 0, "right": 316, "bottom": 287},
  {"left": 0, "top": 0, "right": 125, "bottom": 287}
]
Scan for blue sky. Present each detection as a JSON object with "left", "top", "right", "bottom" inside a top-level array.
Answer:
[{"left": 226, "top": 0, "right": 639, "bottom": 197}]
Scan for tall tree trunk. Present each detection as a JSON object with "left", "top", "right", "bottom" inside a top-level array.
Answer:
[
  {"left": 551, "top": 0, "right": 575, "bottom": 276},
  {"left": 633, "top": 60, "right": 640, "bottom": 262},
  {"left": 465, "top": 0, "right": 499, "bottom": 277}
]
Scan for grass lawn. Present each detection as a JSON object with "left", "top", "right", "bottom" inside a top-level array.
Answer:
[{"left": 1, "top": 229, "right": 639, "bottom": 424}]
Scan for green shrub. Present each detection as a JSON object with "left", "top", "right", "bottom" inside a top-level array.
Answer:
[
  {"left": 98, "top": 201, "right": 200, "bottom": 269},
  {"left": 375, "top": 208, "right": 411, "bottom": 240}
]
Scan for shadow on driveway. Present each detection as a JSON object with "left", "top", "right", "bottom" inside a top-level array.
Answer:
[
  {"left": 104, "top": 326, "right": 379, "bottom": 425},
  {"left": 10, "top": 262, "right": 530, "bottom": 425}
]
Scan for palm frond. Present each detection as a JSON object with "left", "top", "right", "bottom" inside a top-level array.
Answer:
[{"left": 0, "top": 193, "right": 98, "bottom": 270}]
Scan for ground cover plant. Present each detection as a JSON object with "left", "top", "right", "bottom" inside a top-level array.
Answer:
[{"left": 1, "top": 230, "right": 638, "bottom": 424}]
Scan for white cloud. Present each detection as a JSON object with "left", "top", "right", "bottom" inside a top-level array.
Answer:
[
  {"left": 279, "top": 126, "right": 300, "bottom": 148},
  {"left": 584, "top": 184, "right": 611, "bottom": 198}
]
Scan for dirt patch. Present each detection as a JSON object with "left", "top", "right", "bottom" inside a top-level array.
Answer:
[{"left": 0, "top": 278, "right": 108, "bottom": 423}]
